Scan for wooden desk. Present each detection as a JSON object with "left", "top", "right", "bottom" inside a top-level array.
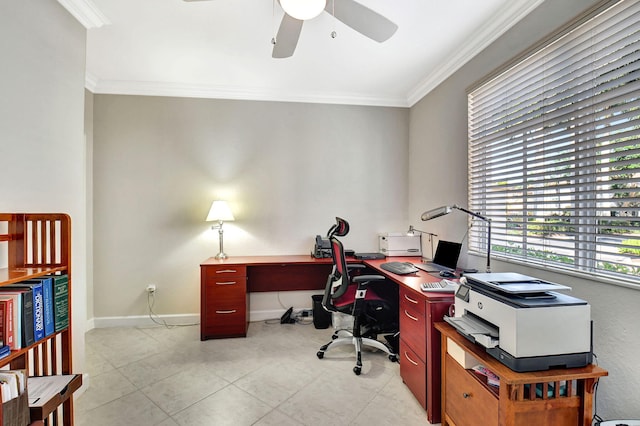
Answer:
[
  {"left": 435, "top": 322, "right": 608, "bottom": 426},
  {"left": 200, "top": 255, "right": 453, "bottom": 423}
]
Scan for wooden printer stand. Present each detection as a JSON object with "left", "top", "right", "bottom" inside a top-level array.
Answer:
[{"left": 435, "top": 322, "right": 607, "bottom": 426}]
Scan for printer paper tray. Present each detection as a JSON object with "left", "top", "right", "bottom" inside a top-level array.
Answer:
[{"left": 444, "top": 315, "right": 499, "bottom": 348}]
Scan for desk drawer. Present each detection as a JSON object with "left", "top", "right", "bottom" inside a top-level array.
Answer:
[
  {"left": 400, "top": 338, "right": 426, "bottom": 409},
  {"left": 204, "top": 277, "right": 246, "bottom": 301},
  {"left": 445, "top": 354, "right": 498, "bottom": 426},
  {"left": 399, "top": 288, "right": 426, "bottom": 361},
  {"left": 205, "top": 265, "right": 246, "bottom": 280},
  {"left": 202, "top": 308, "right": 248, "bottom": 338}
]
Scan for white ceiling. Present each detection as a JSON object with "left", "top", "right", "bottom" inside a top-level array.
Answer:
[{"left": 75, "top": 0, "right": 544, "bottom": 107}]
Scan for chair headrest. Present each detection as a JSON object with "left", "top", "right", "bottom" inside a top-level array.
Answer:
[{"left": 328, "top": 217, "right": 349, "bottom": 238}]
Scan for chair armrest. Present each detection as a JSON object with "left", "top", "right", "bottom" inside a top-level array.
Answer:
[
  {"left": 353, "top": 274, "right": 386, "bottom": 285},
  {"left": 347, "top": 264, "right": 366, "bottom": 271}
]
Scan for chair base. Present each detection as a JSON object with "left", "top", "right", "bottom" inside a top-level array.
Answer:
[{"left": 316, "top": 335, "right": 398, "bottom": 375}]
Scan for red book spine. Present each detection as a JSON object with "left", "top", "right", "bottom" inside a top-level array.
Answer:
[{"left": 0, "top": 299, "right": 14, "bottom": 350}]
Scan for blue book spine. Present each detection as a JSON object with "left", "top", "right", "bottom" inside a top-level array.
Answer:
[{"left": 30, "top": 283, "right": 45, "bottom": 341}]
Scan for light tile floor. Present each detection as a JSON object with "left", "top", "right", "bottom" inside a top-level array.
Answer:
[{"left": 75, "top": 321, "right": 433, "bottom": 425}]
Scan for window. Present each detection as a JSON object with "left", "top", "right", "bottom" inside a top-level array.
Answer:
[{"left": 468, "top": 0, "right": 640, "bottom": 284}]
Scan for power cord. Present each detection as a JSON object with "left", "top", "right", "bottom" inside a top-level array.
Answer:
[{"left": 146, "top": 291, "right": 199, "bottom": 329}]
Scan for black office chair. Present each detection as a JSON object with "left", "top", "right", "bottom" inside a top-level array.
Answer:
[{"left": 316, "top": 217, "right": 398, "bottom": 375}]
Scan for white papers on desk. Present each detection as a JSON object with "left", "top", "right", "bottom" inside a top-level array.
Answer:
[{"left": 28, "top": 375, "right": 76, "bottom": 407}]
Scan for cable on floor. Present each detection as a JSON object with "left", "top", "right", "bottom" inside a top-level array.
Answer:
[{"left": 147, "top": 291, "right": 199, "bottom": 329}]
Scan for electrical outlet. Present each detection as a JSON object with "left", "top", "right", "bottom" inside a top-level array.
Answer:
[{"left": 146, "top": 284, "right": 156, "bottom": 293}]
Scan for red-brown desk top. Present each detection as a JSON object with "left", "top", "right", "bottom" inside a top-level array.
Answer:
[
  {"left": 201, "top": 254, "right": 453, "bottom": 300},
  {"left": 364, "top": 257, "right": 454, "bottom": 301},
  {"left": 201, "top": 254, "right": 334, "bottom": 267}
]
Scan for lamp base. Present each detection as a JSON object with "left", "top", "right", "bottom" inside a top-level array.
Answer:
[{"left": 215, "top": 252, "right": 228, "bottom": 260}]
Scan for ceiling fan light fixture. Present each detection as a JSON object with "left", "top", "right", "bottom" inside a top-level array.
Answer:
[{"left": 279, "top": 0, "right": 326, "bottom": 20}]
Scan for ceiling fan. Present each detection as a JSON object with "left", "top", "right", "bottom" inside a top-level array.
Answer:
[{"left": 183, "top": 0, "right": 398, "bottom": 58}]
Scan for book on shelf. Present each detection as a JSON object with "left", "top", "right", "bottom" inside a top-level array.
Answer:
[
  {"left": 3, "top": 282, "right": 44, "bottom": 342},
  {"left": 0, "top": 294, "right": 21, "bottom": 349},
  {"left": 0, "top": 289, "right": 34, "bottom": 348},
  {"left": 0, "top": 298, "right": 15, "bottom": 351},
  {"left": 50, "top": 275, "right": 69, "bottom": 332},
  {"left": 0, "top": 345, "right": 10, "bottom": 359},
  {"left": 23, "top": 277, "right": 54, "bottom": 337}
]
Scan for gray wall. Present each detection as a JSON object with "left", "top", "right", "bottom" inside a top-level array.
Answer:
[
  {"left": 92, "top": 95, "right": 409, "bottom": 321},
  {"left": 0, "top": 0, "right": 88, "bottom": 373},
  {"left": 409, "top": 0, "right": 639, "bottom": 418}
]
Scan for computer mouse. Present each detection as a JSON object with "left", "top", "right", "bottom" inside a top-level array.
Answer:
[{"left": 439, "top": 270, "right": 455, "bottom": 278}]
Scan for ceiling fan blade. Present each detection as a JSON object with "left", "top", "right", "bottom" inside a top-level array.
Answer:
[
  {"left": 325, "top": 0, "right": 397, "bottom": 42},
  {"left": 272, "top": 14, "right": 303, "bottom": 58}
]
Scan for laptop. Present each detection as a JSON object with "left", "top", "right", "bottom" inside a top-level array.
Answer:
[{"left": 414, "top": 240, "right": 462, "bottom": 273}]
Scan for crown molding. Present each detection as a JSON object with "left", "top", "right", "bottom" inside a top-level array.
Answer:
[
  {"left": 85, "top": 78, "right": 411, "bottom": 108},
  {"left": 82, "top": 0, "right": 542, "bottom": 108},
  {"left": 406, "top": 0, "right": 544, "bottom": 106},
  {"left": 57, "top": 0, "right": 110, "bottom": 29}
]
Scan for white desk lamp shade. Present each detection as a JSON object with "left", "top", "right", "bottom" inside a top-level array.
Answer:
[
  {"left": 206, "top": 201, "right": 235, "bottom": 222},
  {"left": 279, "top": 0, "right": 326, "bottom": 20}
]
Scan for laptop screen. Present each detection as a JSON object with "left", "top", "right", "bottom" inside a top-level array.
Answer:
[{"left": 432, "top": 240, "right": 462, "bottom": 269}]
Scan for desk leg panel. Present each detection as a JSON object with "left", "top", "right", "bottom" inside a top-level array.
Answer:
[
  {"left": 247, "top": 264, "right": 332, "bottom": 292},
  {"left": 426, "top": 299, "right": 453, "bottom": 424}
]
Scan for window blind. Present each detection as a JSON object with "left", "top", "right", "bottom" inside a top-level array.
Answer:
[{"left": 468, "top": 0, "right": 640, "bottom": 282}]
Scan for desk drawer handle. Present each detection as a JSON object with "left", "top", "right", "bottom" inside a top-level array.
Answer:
[
  {"left": 404, "top": 351, "right": 419, "bottom": 366},
  {"left": 404, "top": 294, "right": 418, "bottom": 304},
  {"left": 463, "top": 392, "right": 471, "bottom": 399},
  {"left": 215, "top": 309, "right": 237, "bottom": 314},
  {"left": 216, "top": 281, "right": 237, "bottom": 285},
  {"left": 216, "top": 269, "right": 237, "bottom": 274},
  {"left": 404, "top": 310, "right": 418, "bottom": 322}
]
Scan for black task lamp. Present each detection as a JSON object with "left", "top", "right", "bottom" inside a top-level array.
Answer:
[{"left": 420, "top": 204, "right": 492, "bottom": 272}]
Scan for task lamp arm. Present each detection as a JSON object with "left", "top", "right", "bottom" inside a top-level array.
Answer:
[
  {"left": 420, "top": 204, "right": 492, "bottom": 272},
  {"left": 407, "top": 225, "right": 438, "bottom": 259}
]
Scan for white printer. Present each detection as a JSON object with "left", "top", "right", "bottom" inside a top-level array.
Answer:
[
  {"left": 378, "top": 233, "right": 422, "bottom": 257},
  {"left": 445, "top": 272, "right": 592, "bottom": 372}
]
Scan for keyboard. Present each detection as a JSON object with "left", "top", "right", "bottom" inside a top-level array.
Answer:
[
  {"left": 380, "top": 262, "right": 419, "bottom": 275},
  {"left": 420, "top": 279, "right": 458, "bottom": 292}
]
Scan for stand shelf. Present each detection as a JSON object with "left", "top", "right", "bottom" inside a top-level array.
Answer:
[
  {"left": 436, "top": 322, "right": 607, "bottom": 426},
  {"left": 0, "top": 214, "right": 78, "bottom": 426}
]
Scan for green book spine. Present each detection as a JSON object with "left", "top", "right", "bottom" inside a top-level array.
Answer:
[{"left": 52, "top": 275, "right": 69, "bottom": 332}]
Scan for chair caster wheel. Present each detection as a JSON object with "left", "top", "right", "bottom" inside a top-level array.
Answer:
[
  {"left": 317, "top": 351, "right": 324, "bottom": 359},
  {"left": 389, "top": 354, "right": 398, "bottom": 363},
  {"left": 353, "top": 366, "right": 361, "bottom": 375}
]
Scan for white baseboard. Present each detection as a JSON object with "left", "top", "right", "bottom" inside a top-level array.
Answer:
[
  {"left": 88, "top": 313, "right": 200, "bottom": 330},
  {"left": 87, "top": 310, "right": 290, "bottom": 330}
]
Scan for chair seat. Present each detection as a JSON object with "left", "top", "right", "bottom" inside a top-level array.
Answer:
[{"left": 333, "top": 283, "right": 384, "bottom": 308}]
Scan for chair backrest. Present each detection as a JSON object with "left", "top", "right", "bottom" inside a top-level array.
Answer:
[
  {"left": 322, "top": 217, "right": 352, "bottom": 307},
  {"left": 329, "top": 236, "right": 351, "bottom": 299},
  {"left": 327, "top": 216, "right": 349, "bottom": 239}
]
